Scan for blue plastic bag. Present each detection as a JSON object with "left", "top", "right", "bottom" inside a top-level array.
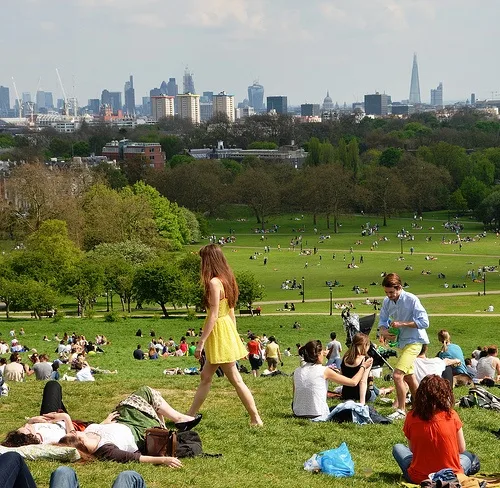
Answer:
[{"left": 318, "top": 442, "right": 355, "bottom": 477}]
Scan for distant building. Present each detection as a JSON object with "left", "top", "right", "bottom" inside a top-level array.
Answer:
[
  {"left": 151, "top": 95, "right": 175, "bottom": 121},
  {"left": 200, "top": 102, "right": 213, "bottom": 122},
  {"left": 101, "top": 90, "right": 122, "bottom": 115},
  {"left": 301, "top": 104, "right": 320, "bottom": 117},
  {"left": 430, "top": 82, "right": 443, "bottom": 108},
  {"left": 177, "top": 93, "right": 200, "bottom": 124},
  {"left": 212, "top": 92, "right": 235, "bottom": 122},
  {"left": 364, "top": 92, "right": 391, "bottom": 116},
  {"left": 471, "top": 93, "right": 476, "bottom": 106},
  {"left": 183, "top": 68, "right": 196, "bottom": 94},
  {"left": 142, "top": 97, "right": 151, "bottom": 116},
  {"left": 236, "top": 106, "right": 255, "bottom": 119},
  {"left": 88, "top": 99, "right": 100, "bottom": 115},
  {"left": 102, "top": 139, "right": 165, "bottom": 170},
  {"left": 267, "top": 96, "right": 287, "bottom": 114},
  {"left": 248, "top": 82, "right": 265, "bottom": 111},
  {"left": 166, "top": 78, "right": 178, "bottom": 97},
  {"left": 124, "top": 75, "right": 135, "bottom": 116},
  {"left": 409, "top": 53, "right": 421, "bottom": 104},
  {"left": 322, "top": 91, "right": 334, "bottom": 111},
  {"left": 0, "top": 86, "right": 10, "bottom": 117},
  {"left": 201, "top": 91, "right": 214, "bottom": 103},
  {"left": 391, "top": 103, "right": 414, "bottom": 116}
]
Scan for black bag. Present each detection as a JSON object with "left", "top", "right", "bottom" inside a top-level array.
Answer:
[
  {"left": 459, "top": 386, "right": 500, "bottom": 411},
  {"left": 176, "top": 430, "right": 203, "bottom": 458}
]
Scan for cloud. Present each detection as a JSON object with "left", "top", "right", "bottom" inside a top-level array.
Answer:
[
  {"left": 39, "top": 21, "right": 56, "bottom": 32},
  {"left": 123, "top": 13, "right": 167, "bottom": 29}
]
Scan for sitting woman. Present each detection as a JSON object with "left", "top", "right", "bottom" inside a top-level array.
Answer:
[
  {"left": 392, "top": 375, "right": 479, "bottom": 484},
  {"left": 292, "top": 340, "right": 372, "bottom": 419},
  {"left": 57, "top": 386, "right": 201, "bottom": 466},
  {"left": 437, "top": 330, "right": 471, "bottom": 383},
  {"left": 340, "top": 333, "right": 392, "bottom": 404}
]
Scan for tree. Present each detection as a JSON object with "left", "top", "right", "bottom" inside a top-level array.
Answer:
[
  {"left": 460, "top": 176, "right": 489, "bottom": 211},
  {"left": 449, "top": 189, "right": 468, "bottom": 214},
  {"left": 14, "top": 280, "right": 59, "bottom": 319},
  {"left": 0, "top": 278, "right": 21, "bottom": 319},
  {"left": 133, "top": 261, "right": 182, "bottom": 317},
  {"left": 92, "top": 162, "right": 128, "bottom": 190},
  {"left": 379, "top": 147, "right": 403, "bottom": 168},
  {"left": 61, "top": 260, "right": 104, "bottom": 317},
  {"left": 159, "top": 135, "right": 184, "bottom": 160},
  {"left": 476, "top": 189, "right": 500, "bottom": 229},
  {"left": 236, "top": 271, "right": 265, "bottom": 309},
  {"left": 305, "top": 137, "right": 321, "bottom": 166},
  {"left": 120, "top": 155, "right": 152, "bottom": 185}
]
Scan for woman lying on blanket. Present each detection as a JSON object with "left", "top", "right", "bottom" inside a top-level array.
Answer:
[
  {"left": 57, "top": 386, "right": 201, "bottom": 466},
  {"left": 2, "top": 381, "right": 91, "bottom": 447}
]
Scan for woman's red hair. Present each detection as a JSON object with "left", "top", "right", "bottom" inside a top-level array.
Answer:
[
  {"left": 412, "top": 375, "right": 454, "bottom": 421},
  {"left": 199, "top": 244, "right": 238, "bottom": 309}
]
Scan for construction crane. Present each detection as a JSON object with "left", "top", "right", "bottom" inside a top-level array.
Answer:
[
  {"left": 56, "top": 68, "right": 70, "bottom": 116},
  {"left": 11, "top": 77, "right": 23, "bottom": 118}
]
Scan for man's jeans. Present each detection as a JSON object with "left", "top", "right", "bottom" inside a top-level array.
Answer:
[
  {"left": 50, "top": 466, "right": 146, "bottom": 488},
  {"left": 0, "top": 452, "right": 37, "bottom": 488}
]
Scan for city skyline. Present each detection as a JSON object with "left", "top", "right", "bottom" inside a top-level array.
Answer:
[{"left": 2, "top": 0, "right": 500, "bottom": 109}]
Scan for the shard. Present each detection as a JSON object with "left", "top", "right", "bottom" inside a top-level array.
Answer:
[{"left": 409, "top": 53, "right": 421, "bottom": 104}]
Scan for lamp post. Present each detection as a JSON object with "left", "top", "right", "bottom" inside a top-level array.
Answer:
[
  {"left": 329, "top": 287, "right": 333, "bottom": 316},
  {"left": 483, "top": 267, "right": 486, "bottom": 296},
  {"left": 302, "top": 276, "right": 305, "bottom": 303}
]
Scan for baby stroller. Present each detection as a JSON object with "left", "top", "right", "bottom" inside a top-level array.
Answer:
[{"left": 341, "top": 308, "right": 394, "bottom": 372}]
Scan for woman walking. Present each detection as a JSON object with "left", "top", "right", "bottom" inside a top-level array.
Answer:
[{"left": 188, "top": 244, "right": 263, "bottom": 426}]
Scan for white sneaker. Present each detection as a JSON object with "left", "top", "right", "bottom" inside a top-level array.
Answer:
[{"left": 388, "top": 409, "right": 406, "bottom": 421}]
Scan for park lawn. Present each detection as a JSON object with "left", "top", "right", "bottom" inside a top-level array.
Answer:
[{"left": 1, "top": 314, "right": 500, "bottom": 488}]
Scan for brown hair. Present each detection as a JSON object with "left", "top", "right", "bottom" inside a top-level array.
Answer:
[
  {"left": 412, "top": 375, "right": 454, "bottom": 421},
  {"left": 57, "top": 435, "right": 95, "bottom": 462},
  {"left": 199, "top": 244, "right": 238, "bottom": 308},
  {"left": 487, "top": 345, "right": 498, "bottom": 355},
  {"left": 2, "top": 430, "right": 41, "bottom": 447},
  {"left": 381, "top": 273, "right": 402, "bottom": 288},
  {"left": 343, "top": 333, "right": 370, "bottom": 365},
  {"left": 298, "top": 340, "right": 323, "bottom": 364}
]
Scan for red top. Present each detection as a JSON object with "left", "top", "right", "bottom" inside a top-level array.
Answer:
[
  {"left": 179, "top": 342, "right": 188, "bottom": 353},
  {"left": 404, "top": 409, "right": 464, "bottom": 483},
  {"left": 247, "top": 340, "right": 260, "bottom": 356}
]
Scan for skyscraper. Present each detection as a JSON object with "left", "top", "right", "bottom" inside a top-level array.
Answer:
[
  {"left": 151, "top": 95, "right": 175, "bottom": 121},
  {"left": 177, "top": 93, "right": 200, "bottom": 123},
  {"left": 267, "top": 96, "right": 287, "bottom": 114},
  {"left": 183, "top": 68, "right": 195, "bottom": 94},
  {"left": 364, "top": 92, "right": 391, "bottom": 115},
  {"left": 124, "top": 75, "right": 135, "bottom": 116},
  {"left": 0, "top": 86, "right": 10, "bottom": 116},
  {"left": 166, "top": 78, "right": 178, "bottom": 97},
  {"left": 213, "top": 91, "right": 235, "bottom": 122},
  {"left": 409, "top": 53, "right": 421, "bottom": 105},
  {"left": 430, "top": 82, "right": 443, "bottom": 108},
  {"left": 248, "top": 81, "right": 264, "bottom": 111}
]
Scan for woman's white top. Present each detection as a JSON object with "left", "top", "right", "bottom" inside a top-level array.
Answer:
[
  {"left": 476, "top": 356, "right": 496, "bottom": 379},
  {"left": 85, "top": 423, "right": 138, "bottom": 452},
  {"left": 34, "top": 421, "right": 67, "bottom": 444},
  {"left": 293, "top": 363, "right": 329, "bottom": 418}
]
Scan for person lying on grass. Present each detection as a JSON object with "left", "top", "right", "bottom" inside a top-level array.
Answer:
[
  {"left": 292, "top": 340, "right": 373, "bottom": 419},
  {"left": 56, "top": 386, "right": 201, "bottom": 466}
]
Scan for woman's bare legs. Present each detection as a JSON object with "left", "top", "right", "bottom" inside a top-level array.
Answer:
[
  {"left": 156, "top": 398, "right": 195, "bottom": 424},
  {"left": 187, "top": 362, "right": 219, "bottom": 417},
  {"left": 220, "top": 362, "right": 263, "bottom": 426},
  {"left": 358, "top": 364, "right": 372, "bottom": 405},
  {"left": 188, "top": 361, "right": 263, "bottom": 426}
]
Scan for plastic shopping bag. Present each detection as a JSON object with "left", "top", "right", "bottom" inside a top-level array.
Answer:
[{"left": 318, "top": 442, "right": 355, "bottom": 477}]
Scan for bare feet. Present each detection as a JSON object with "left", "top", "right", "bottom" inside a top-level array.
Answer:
[{"left": 250, "top": 416, "right": 263, "bottom": 427}]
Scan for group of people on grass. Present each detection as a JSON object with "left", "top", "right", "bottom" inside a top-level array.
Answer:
[{"left": 1, "top": 255, "right": 496, "bottom": 486}]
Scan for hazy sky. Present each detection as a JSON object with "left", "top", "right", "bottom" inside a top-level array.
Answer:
[{"left": 2, "top": 0, "right": 499, "bottom": 108}]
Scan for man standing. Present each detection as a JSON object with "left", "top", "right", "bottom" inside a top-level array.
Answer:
[{"left": 378, "top": 273, "right": 429, "bottom": 420}]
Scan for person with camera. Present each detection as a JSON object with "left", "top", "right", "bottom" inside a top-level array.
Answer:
[{"left": 378, "top": 273, "right": 429, "bottom": 421}]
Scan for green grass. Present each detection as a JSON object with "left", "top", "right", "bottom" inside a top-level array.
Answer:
[{"left": 1, "top": 211, "right": 500, "bottom": 487}]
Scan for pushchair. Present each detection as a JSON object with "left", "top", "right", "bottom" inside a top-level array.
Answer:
[{"left": 341, "top": 308, "right": 394, "bottom": 372}]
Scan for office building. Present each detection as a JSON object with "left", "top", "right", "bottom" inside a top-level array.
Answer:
[
  {"left": 124, "top": 75, "right": 135, "bottom": 116},
  {"left": 160, "top": 81, "right": 168, "bottom": 95},
  {"left": 166, "top": 78, "right": 178, "bottom": 97},
  {"left": 409, "top": 53, "right": 421, "bottom": 104},
  {"left": 183, "top": 68, "right": 196, "bottom": 94},
  {"left": 36, "top": 90, "right": 53, "bottom": 113},
  {"left": 102, "top": 140, "right": 165, "bottom": 170},
  {"left": 364, "top": 92, "right": 391, "bottom": 115},
  {"left": 248, "top": 82, "right": 265, "bottom": 111},
  {"left": 201, "top": 91, "right": 214, "bottom": 103},
  {"left": 267, "top": 96, "right": 287, "bottom": 114},
  {"left": 101, "top": 90, "right": 122, "bottom": 115},
  {"left": 142, "top": 96, "right": 151, "bottom": 116},
  {"left": 301, "top": 104, "right": 320, "bottom": 117},
  {"left": 212, "top": 91, "right": 235, "bottom": 122},
  {"left": 0, "top": 86, "right": 10, "bottom": 116},
  {"left": 200, "top": 102, "right": 213, "bottom": 122},
  {"left": 430, "top": 82, "right": 443, "bottom": 108},
  {"left": 88, "top": 99, "right": 100, "bottom": 115},
  {"left": 391, "top": 103, "right": 414, "bottom": 116},
  {"left": 151, "top": 95, "right": 175, "bottom": 121},
  {"left": 471, "top": 93, "right": 476, "bottom": 106},
  {"left": 177, "top": 93, "right": 200, "bottom": 124}
]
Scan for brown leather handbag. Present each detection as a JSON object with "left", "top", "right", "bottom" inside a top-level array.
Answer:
[{"left": 144, "top": 428, "right": 177, "bottom": 457}]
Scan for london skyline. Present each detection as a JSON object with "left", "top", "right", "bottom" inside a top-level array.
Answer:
[{"left": 2, "top": 0, "right": 499, "bottom": 108}]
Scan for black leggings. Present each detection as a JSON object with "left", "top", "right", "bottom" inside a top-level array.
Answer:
[
  {"left": 40, "top": 380, "right": 67, "bottom": 415},
  {"left": 442, "top": 365, "right": 454, "bottom": 389}
]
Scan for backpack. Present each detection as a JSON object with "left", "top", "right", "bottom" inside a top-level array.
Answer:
[
  {"left": 459, "top": 386, "right": 500, "bottom": 411},
  {"left": 176, "top": 430, "right": 222, "bottom": 458}
]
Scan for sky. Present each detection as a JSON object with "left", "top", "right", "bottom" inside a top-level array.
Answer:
[{"left": 2, "top": 0, "right": 500, "bottom": 108}]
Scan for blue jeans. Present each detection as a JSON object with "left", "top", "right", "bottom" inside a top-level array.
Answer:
[
  {"left": 392, "top": 444, "right": 475, "bottom": 482},
  {"left": 0, "top": 452, "right": 37, "bottom": 488},
  {"left": 50, "top": 467, "right": 146, "bottom": 488}
]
